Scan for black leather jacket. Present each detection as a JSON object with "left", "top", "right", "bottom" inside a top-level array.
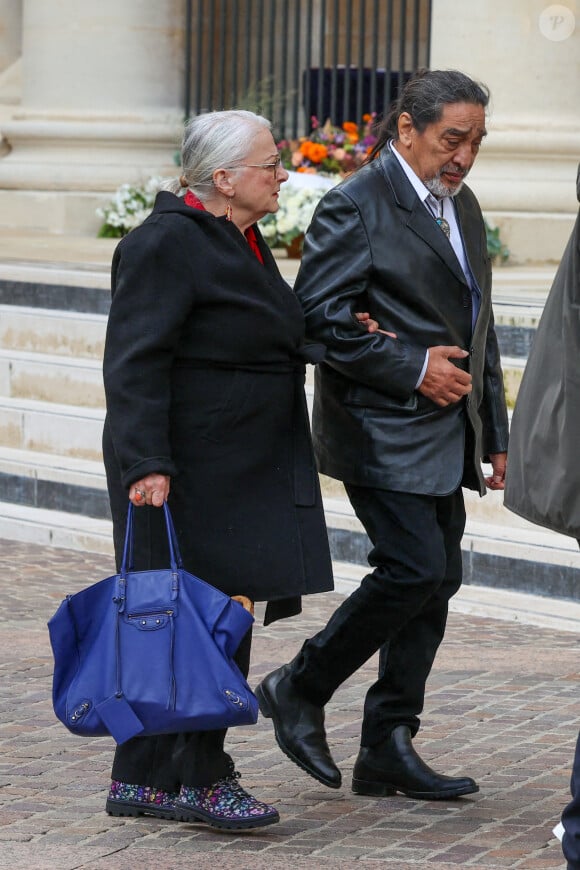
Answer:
[{"left": 294, "top": 147, "right": 509, "bottom": 496}]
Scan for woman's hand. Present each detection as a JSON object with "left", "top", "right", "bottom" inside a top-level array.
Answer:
[
  {"left": 355, "top": 311, "right": 397, "bottom": 338},
  {"left": 130, "top": 474, "right": 171, "bottom": 507}
]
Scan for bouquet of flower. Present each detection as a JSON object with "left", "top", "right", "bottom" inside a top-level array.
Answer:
[
  {"left": 278, "top": 115, "right": 378, "bottom": 177},
  {"left": 97, "top": 177, "right": 162, "bottom": 238},
  {"left": 258, "top": 184, "right": 331, "bottom": 252}
]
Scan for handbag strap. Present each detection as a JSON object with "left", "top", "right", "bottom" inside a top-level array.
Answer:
[
  {"left": 113, "top": 501, "right": 181, "bottom": 703},
  {"left": 161, "top": 502, "right": 184, "bottom": 570},
  {"left": 119, "top": 502, "right": 183, "bottom": 579},
  {"left": 119, "top": 502, "right": 133, "bottom": 576}
]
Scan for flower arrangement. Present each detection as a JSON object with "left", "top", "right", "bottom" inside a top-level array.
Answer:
[
  {"left": 97, "top": 177, "right": 162, "bottom": 238},
  {"left": 278, "top": 115, "right": 378, "bottom": 177},
  {"left": 94, "top": 157, "right": 509, "bottom": 266},
  {"left": 258, "top": 183, "right": 332, "bottom": 255}
]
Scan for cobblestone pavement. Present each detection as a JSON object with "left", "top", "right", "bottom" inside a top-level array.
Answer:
[{"left": 1, "top": 539, "right": 578, "bottom": 870}]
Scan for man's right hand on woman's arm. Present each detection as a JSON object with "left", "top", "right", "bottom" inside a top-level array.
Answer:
[{"left": 129, "top": 473, "right": 171, "bottom": 507}]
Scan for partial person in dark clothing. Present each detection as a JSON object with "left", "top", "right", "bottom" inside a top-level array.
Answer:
[
  {"left": 101, "top": 109, "right": 373, "bottom": 830},
  {"left": 563, "top": 729, "right": 580, "bottom": 870},
  {"left": 504, "top": 165, "right": 580, "bottom": 869},
  {"left": 257, "top": 70, "right": 509, "bottom": 800}
]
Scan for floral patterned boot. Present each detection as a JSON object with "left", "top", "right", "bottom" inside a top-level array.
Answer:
[
  {"left": 174, "top": 770, "right": 279, "bottom": 829},
  {"left": 106, "top": 779, "right": 177, "bottom": 819}
]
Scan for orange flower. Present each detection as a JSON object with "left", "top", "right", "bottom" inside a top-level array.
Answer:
[
  {"left": 342, "top": 121, "right": 359, "bottom": 144},
  {"left": 311, "top": 143, "right": 329, "bottom": 162},
  {"left": 300, "top": 141, "right": 328, "bottom": 163},
  {"left": 277, "top": 117, "right": 377, "bottom": 177}
]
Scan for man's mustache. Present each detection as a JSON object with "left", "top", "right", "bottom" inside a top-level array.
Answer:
[{"left": 439, "top": 164, "right": 468, "bottom": 178}]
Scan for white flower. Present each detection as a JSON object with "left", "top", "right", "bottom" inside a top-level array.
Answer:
[
  {"left": 259, "top": 178, "right": 339, "bottom": 248},
  {"left": 259, "top": 221, "right": 277, "bottom": 242},
  {"left": 97, "top": 176, "right": 163, "bottom": 238}
]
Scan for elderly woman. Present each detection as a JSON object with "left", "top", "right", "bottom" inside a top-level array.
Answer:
[{"left": 102, "top": 110, "right": 375, "bottom": 830}]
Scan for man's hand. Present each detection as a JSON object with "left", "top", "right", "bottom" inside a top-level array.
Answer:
[
  {"left": 418, "top": 346, "right": 472, "bottom": 407},
  {"left": 485, "top": 452, "right": 507, "bottom": 490}
]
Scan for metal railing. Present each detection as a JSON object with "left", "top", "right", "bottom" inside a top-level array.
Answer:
[{"left": 184, "top": 0, "right": 432, "bottom": 138}]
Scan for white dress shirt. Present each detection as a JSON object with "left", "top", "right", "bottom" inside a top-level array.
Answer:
[{"left": 389, "top": 142, "right": 482, "bottom": 386}]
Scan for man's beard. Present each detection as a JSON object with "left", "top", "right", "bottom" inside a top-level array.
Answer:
[{"left": 425, "top": 165, "right": 467, "bottom": 198}]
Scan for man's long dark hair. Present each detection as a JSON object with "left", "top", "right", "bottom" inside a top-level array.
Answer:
[{"left": 367, "top": 68, "right": 490, "bottom": 161}]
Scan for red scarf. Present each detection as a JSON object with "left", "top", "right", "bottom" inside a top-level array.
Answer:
[{"left": 184, "top": 189, "right": 264, "bottom": 264}]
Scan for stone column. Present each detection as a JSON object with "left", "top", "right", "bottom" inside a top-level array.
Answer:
[
  {"left": 0, "top": 0, "right": 185, "bottom": 233},
  {"left": 0, "top": 0, "right": 23, "bottom": 133},
  {"left": 430, "top": 0, "right": 580, "bottom": 263},
  {"left": 0, "top": 0, "right": 22, "bottom": 73}
]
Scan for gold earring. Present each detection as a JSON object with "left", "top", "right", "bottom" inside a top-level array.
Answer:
[{"left": 225, "top": 200, "right": 233, "bottom": 221}]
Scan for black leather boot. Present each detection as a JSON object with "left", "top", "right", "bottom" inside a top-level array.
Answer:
[
  {"left": 255, "top": 663, "right": 341, "bottom": 789},
  {"left": 352, "top": 725, "right": 478, "bottom": 799}
]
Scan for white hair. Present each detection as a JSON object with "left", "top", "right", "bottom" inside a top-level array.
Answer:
[{"left": 164, "top": 110, "right": 272, "bottom": 200}]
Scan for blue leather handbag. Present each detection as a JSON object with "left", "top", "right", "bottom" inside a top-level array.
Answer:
[{"left": 48, "top": 502, "right": 258, "bottom": 744}]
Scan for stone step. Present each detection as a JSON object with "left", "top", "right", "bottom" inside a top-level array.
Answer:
[
  {"left": 1, "top": 493, "right": 578, "bottom": 629},
  {"left": 323, "top": 473, "right": 574, "bottom": 544},
  {"left": 1, "top": 468, "right": 578, "bottom": 602},
  {"left": 493, "top": 298, "right": 545, "bottom": 328},
  {"left": 0, "top": 257, "right": 554, "bottom": 307},
  {"left": 491, "top": 264, "right": 555, "bottom": 362},
  {"left": 0, "top": 275, "right": 110, "bottom": 314},
  {"left": 0, "top": 307, "right": 531, "bottom": 411},
  {"left": 500, "top": 355, "right": 526, "bottom": 408},
  {"left": 324, "top": 491, "right": 580, "bottom": 600},
  {"left": 491, "top": 264, "right": 556, "bottom": 304},
  {"left": 0, "top": 445, "right": 109, "bottom": 519},
  {"left": 332, "top": 560, "right": 580, "bottom": 633},
  {"left": 0, "top": 395, "right": 104, "bottom": 459},
  {"left": 0, "top": 304, "right": 106, "bottom": 359},
  {"left": 0, "top": 500, "right": 114, "bottom": 555},
  {"left": 0, "top": 243, "right": 569, "bottom": 599},
  {"left": 0, "top": 262, "right": 552, "bottom": 370},
  {"left": 0, "top": 348, "right": 105, "bottom": 406}
]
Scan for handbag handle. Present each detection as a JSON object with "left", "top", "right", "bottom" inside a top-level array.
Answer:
[
  {"left": 113, "top": 501, "right": 181, "bottom": 705},
  {"left": 162, "top": 502, "right": 184, "bottom": 569},
  {"left": 119, "top": 502, "right": 183, "bottom": 579}
]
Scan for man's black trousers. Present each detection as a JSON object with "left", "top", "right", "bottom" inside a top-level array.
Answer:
[{"left": 292, "top": 485, "right": 466, "bottom": 746}]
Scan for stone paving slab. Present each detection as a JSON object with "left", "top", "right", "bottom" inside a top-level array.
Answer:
[{"left": 0, "top": 538, "right": 577, "bottom": 869}]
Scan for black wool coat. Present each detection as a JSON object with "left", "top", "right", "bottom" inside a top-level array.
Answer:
[
  {"left": 102, "top": 192, "right": 333, "bottom": 622},
  {"left": 294, "top": 147, "right": 509, "bottom": 497}
]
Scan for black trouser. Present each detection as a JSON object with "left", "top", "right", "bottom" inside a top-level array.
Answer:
[
  {"left": 562, "top": 730, "right": 580, "bottom": 869},
  {"left": 111, "top": 627, "right": 252, "bottom": 791},
  {"left": 291, "top": 485, "right": 465, "bottom": 746},
  {"left": 561, "top": 539, "right": 580, "bottom": 868}
]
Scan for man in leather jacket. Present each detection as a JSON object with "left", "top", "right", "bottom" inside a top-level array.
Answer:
[{"left": 256, "top": 70, "right": 509, "bottom": 800}]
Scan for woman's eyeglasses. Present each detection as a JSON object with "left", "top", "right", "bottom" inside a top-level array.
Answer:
[{"left": 234, "top": 156, "right": 283, "bottom": 175}]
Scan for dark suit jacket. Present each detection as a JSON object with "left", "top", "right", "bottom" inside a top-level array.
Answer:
[{"left": 294, "top": 147, "right": 509, "bottom": 497}]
